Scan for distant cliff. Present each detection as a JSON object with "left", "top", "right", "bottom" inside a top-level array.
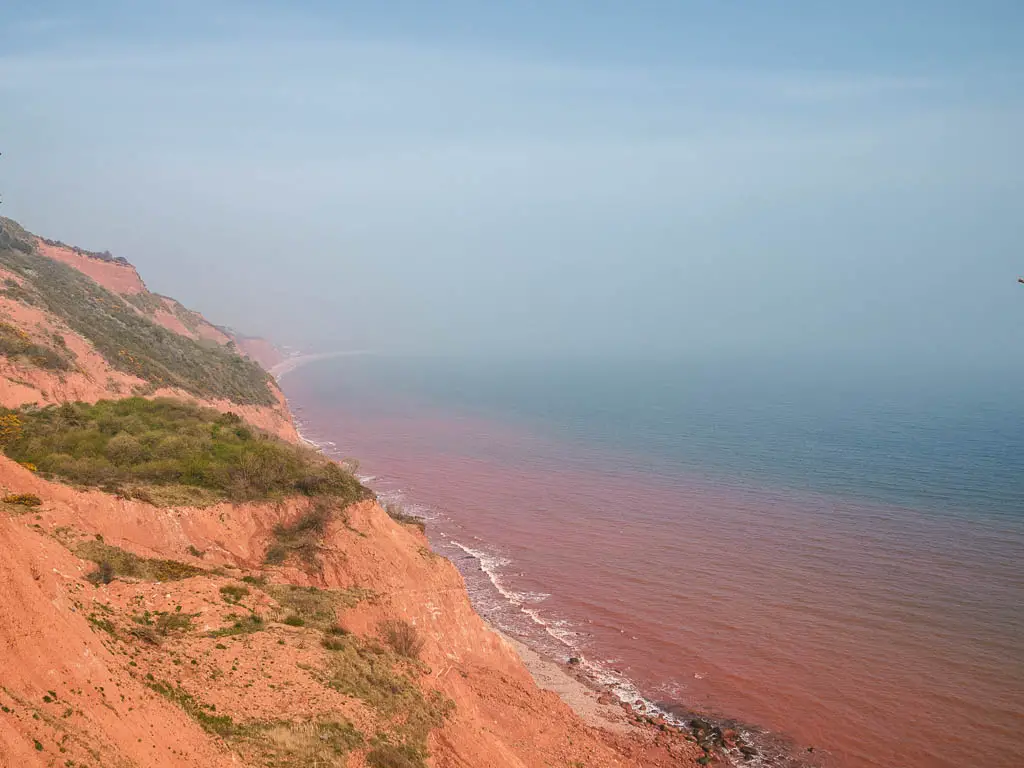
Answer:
[{"left": 0, "top": 217, "right": 295, "bottom": 440}]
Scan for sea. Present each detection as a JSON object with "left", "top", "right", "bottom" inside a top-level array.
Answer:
[{"left": 280, "top": 353, "right": 1024, "bottom": 768}]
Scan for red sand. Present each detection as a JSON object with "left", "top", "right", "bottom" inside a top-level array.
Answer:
[{"left": 35, "top": 240, "right": 147, "bottom": 295}]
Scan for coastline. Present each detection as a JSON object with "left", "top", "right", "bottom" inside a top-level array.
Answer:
[
  {"left": 498, "top": 630, "right": 637, "bottom": 735},
  {"left": 270, "top": 350, "right": 372, "bottom": 381},
  {"left": 278, "top": 378, "right": 798, "bottom": 768},
  {"left": 279, "top": 385, "right": 645, "bottom": 736}
]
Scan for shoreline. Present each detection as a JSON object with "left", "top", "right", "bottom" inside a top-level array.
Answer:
[
  {"left": 497, "top": 629, "right": 638, "bottom": 735},
  {"left": 280, "top": 376, "right": 809, "bottom": 768},
  {"left": 281, "top": 391, "right": 648, "bottom": 735},
  {"left": 269, "top": 350, "right": 372, "bottom": 381}
]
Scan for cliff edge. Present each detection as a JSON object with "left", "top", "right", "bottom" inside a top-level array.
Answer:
[{"left": 0, "top": 219, "right": 703, "bottom": 768}]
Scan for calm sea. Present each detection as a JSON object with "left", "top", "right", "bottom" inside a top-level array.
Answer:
[{"left": 282, "top": 354, "right": 1024, "bottom": 768}]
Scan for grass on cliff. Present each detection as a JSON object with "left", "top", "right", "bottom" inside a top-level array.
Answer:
[
  {"left": 0, "top": 217, "right": 274, "bottom": 405},
  {"left": 1, "top": 397, "right": 371, "bottom": 505},
  {"left": 321, "top": 634, "right": 452, "bottom": 766},
  {"left": 0, "top": 321, "right": 72, "bottom": 371},
  {"left": 384, "top": 504, "right": 425, "bottom": 533},
  {"left": 148, "top": 678, "right": 364, "bottom": 766},
  {"left": 77, "top": 539, "right": 206, "bottom": 583}
]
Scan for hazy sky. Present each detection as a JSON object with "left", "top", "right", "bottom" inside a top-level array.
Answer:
[{"left": 1, "top": 1, "right": 1022, "bottom": 367}]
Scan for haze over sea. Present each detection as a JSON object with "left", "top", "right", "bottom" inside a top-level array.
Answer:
[
  {"left": 3, "top": 3, "right": 1022, "bottom": 766},
  {"left": 284, "top": 353, "right": 1024, "bottom": 768}
]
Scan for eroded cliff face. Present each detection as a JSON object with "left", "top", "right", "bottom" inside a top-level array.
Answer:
[
  {"left": 0, "top": 219, "right": 702, "bottom": 767},
  {"left": 0, "top": 456, "right": 700, "bottom": 768},
  {"left": 34, "top": 239, "right": 147, "bottom": 295}
]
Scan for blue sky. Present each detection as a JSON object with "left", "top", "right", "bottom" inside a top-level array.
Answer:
[{"left": 1, "top": 1, "right": 1022, "bottom": 370}]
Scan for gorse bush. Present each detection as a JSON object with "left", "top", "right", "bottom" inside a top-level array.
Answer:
[
  {"left": 0, "top": 413, "right": 23, "bottom": 445},
  {"left": 0, "top": 220, "right": 274, "bottom": 404},
  {"left": 2, "top": 398, "right": 371, "bottom": 505},
  {"left": 3, "top": 493, "right": 41, "bottom": 507},
  {"left": 0, "top": 322, "right": 71, "bottom": 371}
]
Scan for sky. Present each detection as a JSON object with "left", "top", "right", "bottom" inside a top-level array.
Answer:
[{"left": 1, "top": 1, "right": 1022, "bottom": 370}]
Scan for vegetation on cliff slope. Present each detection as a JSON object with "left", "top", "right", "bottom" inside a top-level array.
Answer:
[
  {"left": 2, "top": 397, "right": 370, "bottom": 504},
  {"left": 124, "top": 289, "right": 218, "bottom": 339},
  {"left": 0, "top": 319, "right": 73, "bottom": 371},
  {"left": 0, "top": 217, "right": 274, "bottom": 404}
]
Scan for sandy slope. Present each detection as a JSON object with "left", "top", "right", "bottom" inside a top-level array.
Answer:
[
  {"left": 35, "top": 240, "right": 147, "bottom": 295},
  {"left": 0, "top": 456, "right": 701, "bottom": 767}
]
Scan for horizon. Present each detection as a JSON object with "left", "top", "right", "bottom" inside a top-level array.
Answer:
[{"left": 1, "top": 1, "right": 1023, "bottom": 374}]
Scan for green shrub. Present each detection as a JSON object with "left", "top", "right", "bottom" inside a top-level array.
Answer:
[
  {"left": 2, "top": 398, "right": 371, "bottom": 506},
  {"left": 283, "top": 614, "right": 305, "bottom": 627},
  {"left": 209, "top": 613, "right": 264, "bottom": 638},
  {"left": 219, "top": 584, "right": 250, "bottom": 604},
  {"left": 263, "top": 543, "right": 288, "bottom": 565},
  {"left": 378, "top": 619, "right": 425, "bottom": 659},
  {"left": 322, "top": 636, "right": 452, "bottom": 765},
  {"left": 105, "top": 432, "right": 143, "bottom": 465},
  {"left": 87, "top": 560, "right": 115, "bottom": 585},
  {"left": 0, "top": 322, "right": 72, "bottom": 371},
  {"left": 155, "top": 611, "right": 194, "bottom": 635},
  {"left": 259, "top": 583, "right": 359, "bottom": 629},
  {"left": 147, "top": 681, "right": 242, "bottom": 737},
  {"left": 264, "top": 504, "right": 332, "bottom": 566},
  {"left": 259, "top": 720, "right": 363, "bottom": 766},
  {"left": 1, "top": 278, "right": 35, "bottom": 305},
  {"left": 76, "top": 540, "right": 204, "bottom": 583}
]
